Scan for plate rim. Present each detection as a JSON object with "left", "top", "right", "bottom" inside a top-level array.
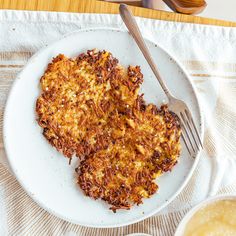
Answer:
[{"left": 3, "top": 27, "right": 204, "bottom": 228}]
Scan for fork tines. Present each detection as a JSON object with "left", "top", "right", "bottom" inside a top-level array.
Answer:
[{"left": 178, "top": 109, "right": 203, "bottom": 156}]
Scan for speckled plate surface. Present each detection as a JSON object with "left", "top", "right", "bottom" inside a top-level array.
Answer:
[{"left": 3, "top": 28, "right": 203, "bottom": 228}]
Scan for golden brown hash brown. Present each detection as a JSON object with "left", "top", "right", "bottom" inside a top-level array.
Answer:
[
  {"left": 77, "top": 99, "right": 181, "bottom": 212},
  {"left": 36, "top": 49, "right": 181, "bottom": 211},
  {"left": 36, "top": 49, "right": 143, "bottom": 159}
]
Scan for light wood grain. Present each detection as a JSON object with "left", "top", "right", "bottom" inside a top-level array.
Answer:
[
  {"left": 103, "top": 0, "right": 142, "bottom": 7},
  {"left": 0, "top": 0, "right": 236, "bottom": 27}
]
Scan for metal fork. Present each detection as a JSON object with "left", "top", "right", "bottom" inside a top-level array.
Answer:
[{"left": 119, "top": 4, "right": 203, "bottom": 156}]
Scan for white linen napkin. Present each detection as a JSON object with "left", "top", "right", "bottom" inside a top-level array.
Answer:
[{"left": 0, "top": 10, "right": 236, "bottom": 236}]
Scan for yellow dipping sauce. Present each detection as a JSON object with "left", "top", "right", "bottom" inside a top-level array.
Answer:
[{"left": 184, "top": 200, "right": 236, "bottom": 236}]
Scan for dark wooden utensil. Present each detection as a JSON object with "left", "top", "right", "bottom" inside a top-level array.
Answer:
[{"left": 148, "top": 0, "right": 207, "bottom": 14}]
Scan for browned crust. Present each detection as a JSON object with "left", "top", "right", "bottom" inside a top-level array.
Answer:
[
  {"left": 36, "top": 50, "right": 143, "bottom": 160},
  {"left": 77, "top": 102, "right": 181, "bottom": 212},
  {"left": 36, "top": 49, "right": 181, "bottom": 211}
]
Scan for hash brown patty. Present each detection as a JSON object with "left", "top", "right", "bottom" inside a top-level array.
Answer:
[
  {"left": 77, "top": 99, "right": 181, "bottom": 211},
  {"left": 36, "top": 49, "right": 181, "bottom": 211},
  {"left": 36, "top": 49, "right": 143, "bottom": 159}
]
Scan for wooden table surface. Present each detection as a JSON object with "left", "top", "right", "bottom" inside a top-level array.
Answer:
[{"left": 0, "top": 0, "right": 236, "bottom": 27}]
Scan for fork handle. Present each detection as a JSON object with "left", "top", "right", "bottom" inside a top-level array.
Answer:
[{"left": 119, "top": 4, "right": 173, "bottom": 100}]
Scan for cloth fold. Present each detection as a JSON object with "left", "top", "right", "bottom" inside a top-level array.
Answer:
[{"left": 0, "top": 10, "right": 236, "bottom": 236}]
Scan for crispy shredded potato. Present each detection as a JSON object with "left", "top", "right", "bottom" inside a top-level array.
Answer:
[
  {"left": 36, "top": 49, "right": 181, "bottom": 211},
  {"left": 77, "top": 99, "right": 181, "bottom": 211},
  {"left": 36, "top": 50, "right": 142, "bottom": 158}
]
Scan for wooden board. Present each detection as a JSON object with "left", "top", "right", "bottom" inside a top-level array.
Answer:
[{"left": 0, "top": 0, "right": 236, "bottom": 27}]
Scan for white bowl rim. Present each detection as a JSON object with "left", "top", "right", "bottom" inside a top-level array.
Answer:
[{"left": 175, "top": 194, "right": 236, "bottom": 236}]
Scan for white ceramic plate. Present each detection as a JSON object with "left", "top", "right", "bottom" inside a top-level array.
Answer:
[{"left": 3, "top": 28, "right": 203, "bottom": 228}]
